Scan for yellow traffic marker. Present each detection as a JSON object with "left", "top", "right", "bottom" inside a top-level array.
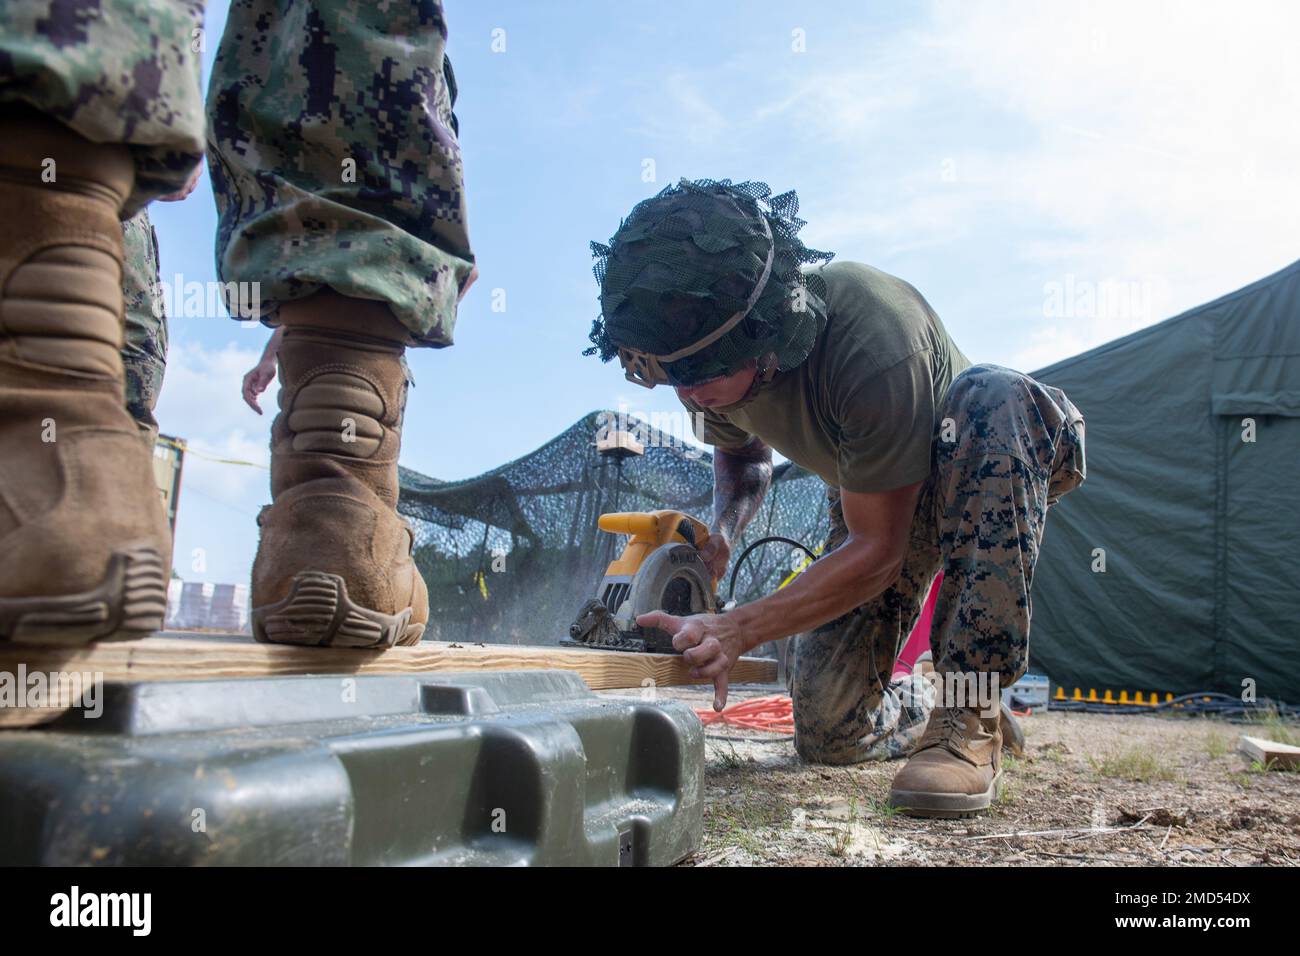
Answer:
[
  {"left": 1054, "top": 686, "right": 1066, "bottom": 701},
  {"left": 1088, "top": 688, "right": 1099, "bottom": 702},
  {"left": 1104, "top": 689, "right": 1115, "bottom": 704},
  {"left": 1119, "top": 690, "right": 1130, "bottom": 704},
  {"left": 1073, "top": 687, "right": 1083, "bottom": 701},
  {"left": 1134, "top": 691, "right": 1145, "bottom": 705}
]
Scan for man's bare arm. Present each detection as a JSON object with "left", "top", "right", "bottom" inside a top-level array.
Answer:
[
  {"left": 637, "top": 478, "right": 923, "bottom": 709},
  {"left": 711, "top": 437, "right": 773, "bottom": 540},
  {"left": 695, "top": 438, "right": 773, "bottom": 581},
  {"left": 722, "top": 479, "right": 922, "bottom": 649}
]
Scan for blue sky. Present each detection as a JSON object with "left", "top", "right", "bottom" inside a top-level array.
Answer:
[{"left": 150, "top": 0, "right": 1300, "bottom": 584}]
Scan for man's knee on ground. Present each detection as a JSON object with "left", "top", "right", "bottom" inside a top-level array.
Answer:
[{"left": 794, "top": 730, "right": 872, "bottom": 766}]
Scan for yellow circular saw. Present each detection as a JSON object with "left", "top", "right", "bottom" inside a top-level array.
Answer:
[{"left": 563, "top": 510, "right": 718, "bottom": 654}]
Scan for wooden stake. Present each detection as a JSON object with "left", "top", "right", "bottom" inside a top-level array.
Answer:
[{"left": 1238, "top": 734, "right": 1300, "bottom": 771}]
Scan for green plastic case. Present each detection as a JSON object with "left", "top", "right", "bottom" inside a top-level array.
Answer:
[{"left": 0, "top": 670, "right": 703, "bottom": 866}]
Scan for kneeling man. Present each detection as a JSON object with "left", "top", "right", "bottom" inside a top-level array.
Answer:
[{"left": 585, "top": 179, "right": 1086, "bottom": 817}]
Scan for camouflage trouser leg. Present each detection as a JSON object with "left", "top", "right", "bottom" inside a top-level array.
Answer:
[
  {"left": 206, "top": 0, "right": 475, "bottom": 343},
  {"left": 121, "top": 209, "right": 168, "bottom": 440},
  {"left": 791, "top": 363, "right": 1085, "bottom": 765},
  {"left": 0, "top": 1, "right": 207, "bottom": 216},
  {"left": 929, "top": 364, "right": 1085, "bottom": 685},
  {"left": 791, "top": 486, "right": 942, "bottom": 765}
]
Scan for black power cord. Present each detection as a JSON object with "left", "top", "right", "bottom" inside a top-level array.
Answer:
[
  {"left": 728, "top": 535, "right": 819, "bottom": 603},
  {"left": 725, "top": 534, "right": 896, "bottom": 700},
  {"left": 1049, "top": 691, "right": 1298, "bottom": 719}
]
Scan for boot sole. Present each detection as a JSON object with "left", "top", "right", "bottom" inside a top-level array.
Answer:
[
  {"left": 252, "top": 571, "right": 424, "bottom": 649},
  {"left": 0, "top": 545, "right": 168, "bottom": 645},
  {"left": 888, "top": 770, "right": 1003, "bottom": 819}
]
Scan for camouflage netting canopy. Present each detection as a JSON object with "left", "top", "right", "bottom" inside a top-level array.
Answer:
[{"left": 397, "top": 411, "right": 831, "bottom": 650}]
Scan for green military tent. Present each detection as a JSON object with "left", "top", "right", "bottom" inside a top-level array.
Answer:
[{"left": 1029, "top": 259, "right": 1300, "bottom": 703}]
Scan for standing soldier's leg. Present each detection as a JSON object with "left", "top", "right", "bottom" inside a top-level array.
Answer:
[
  {"left": 888, "top": 364, "right": 1085, "bottom": 817},
  {"left": 121, "top": 209, "right": 169, "bottom": 444},
  {"left": 791, "top": 485, "right": 941, "bottom": 764},
  {"left": 0, "top": 2, "right": 205, "bottom": 643},
  {"left": 207, "top": 1, "right": 475, "bottom": 647}
]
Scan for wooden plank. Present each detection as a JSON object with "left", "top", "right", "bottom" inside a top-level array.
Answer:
[
  {"left": 0, "top": 634, "right": 776, "bottom": 729},
  {"left": 1238, "top": 734, "right": 1300, "bottom": 771}
]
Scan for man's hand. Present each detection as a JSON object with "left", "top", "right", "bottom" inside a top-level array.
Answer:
[
  {"left": 697, "top": 529, "right": 732, "bottom": 583},
  {"left": 242, "top": 357, "right": 277, "bottom": 414},
  {"left": 636, "top": 609, "right": 748, "bottom": 711}
]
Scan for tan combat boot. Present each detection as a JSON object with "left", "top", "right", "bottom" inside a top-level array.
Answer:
[
  {"left": 250, "top": 292, "right": 428, "bottom": 648},
  {"left": 888, "top": 705, "right": 1003, "bottom": 817},
  {"left": 0, "top": 109, "right": 171, "bottom": 645}
]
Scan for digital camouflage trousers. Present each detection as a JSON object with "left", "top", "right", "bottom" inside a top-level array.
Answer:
[
  {"left": 791, "top": 364, "right": 1087, "bottom": 765},
  {"left": 121, "top": 209, "right": 167, "bottom": 438},
  {"left": 0, "top": 0, "right": 474, "bottom": 364}
]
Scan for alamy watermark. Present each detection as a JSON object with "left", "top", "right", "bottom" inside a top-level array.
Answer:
[
  {"left": 0, "top": 666, "right": 103, "bottom": 718},
  {"left": 50, "top": 886, "right": 150, "bottom": 936},
  {"left": 933, "top": 670, "right": 1001, "bottom": 718},
  {"left": 1042, "top": 274, "right": 1154, "bottom": 322},
  {"left": 595, "top": 407, "right": 706, "bottom": 460},
  {"left": 153, "top": 275, "right": 262, "bottom": 321}
]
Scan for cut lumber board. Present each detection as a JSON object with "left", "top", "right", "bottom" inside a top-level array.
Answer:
[
  {"left": 1238, "top": 734, "right": 1300, "bottom": 770},
  {"left": 0, "top": 633, "right": 776, "bottom": 729}
]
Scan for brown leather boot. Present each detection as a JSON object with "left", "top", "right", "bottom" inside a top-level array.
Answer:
[
  {"left": 0, "top": 109, "right": 171, "bottom": 645},
  {"left": 250, "top": 292, "right": 428, "bottom": 648},
  {"left": 888, "top": 705, "right": 1003, "bottom": 817}
]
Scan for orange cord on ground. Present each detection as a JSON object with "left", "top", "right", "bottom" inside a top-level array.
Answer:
[
  {"left": 696, "top": 694, "right": 1031, "bottom": 733},
  {"left": 695, "top": 694, "right": 794, "bottom": 734}
]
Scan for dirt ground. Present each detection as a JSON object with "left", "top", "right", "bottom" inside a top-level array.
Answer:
[{"left": 628, "top": 684, "right": 1300, "bottom": 867}]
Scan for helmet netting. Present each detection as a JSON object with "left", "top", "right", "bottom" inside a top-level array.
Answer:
[{"left": 586, "top": 179, "right": 833, "bottom": 384}]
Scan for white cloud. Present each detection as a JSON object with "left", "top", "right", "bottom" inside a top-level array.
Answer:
[
  {"left": 919, "top": 0, "right": 1300, "bottom": 364},
  {"left": 624, "top": 1, "right": 1299, "bottom": 370}
]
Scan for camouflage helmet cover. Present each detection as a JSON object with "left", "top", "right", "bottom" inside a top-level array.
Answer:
[{"left": 586, "top": 179, "right": 834, "bottom": 387}]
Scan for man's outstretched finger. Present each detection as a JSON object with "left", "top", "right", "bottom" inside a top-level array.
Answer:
[
  {"left": 712, "top": 672, "right": 730, "bottom": 712},
  {"left": 635, "top": 610, "right": 680, "bottom": 634}
]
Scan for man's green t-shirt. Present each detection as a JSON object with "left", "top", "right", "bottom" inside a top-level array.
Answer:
[{"left": 682, "top": 261, "right": 970, "bottom": 493}]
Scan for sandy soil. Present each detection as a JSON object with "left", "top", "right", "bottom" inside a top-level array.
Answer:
[{"left": 629, "top": 685, "right": 1300, "bottom": 867}]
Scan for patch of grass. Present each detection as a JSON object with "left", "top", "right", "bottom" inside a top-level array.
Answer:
[
  {"left": 711, "top": 740, "right": 747, "bottom": 770},
  {"left": 1203, "top": 728, "right": 1231, "bottom": 760},
  {"left": 1037, "top": 743, "right": 1067, "bottom": 763},
  {"left": 997, "top": 753, "right": 1022, "bottom": 804},
  {"left": 1245, "top": 758, "right": 1298, "bottom": 775},
  {"left": 828, "top": 798, "right": 859, "bottom": 858},
  {"left": 863, "top": 795, "right": 902, "bottom": 820},
  {"left": 1087, "top": 745, "right": 1179, "bottom": 783},
  {"left": 703, "top": 788, "right": 792, "bottom": 858},
  {"left": 1246, "top": 707, "right": 1299, "bottom": 747}
]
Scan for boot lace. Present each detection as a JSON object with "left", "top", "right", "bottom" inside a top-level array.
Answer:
[{"left": 918, "top": 706, "right": 974, "bottom": 753}]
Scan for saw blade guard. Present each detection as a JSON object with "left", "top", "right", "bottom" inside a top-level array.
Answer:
[
  {"left": 566, "top": 510, "right": 719, "bottom": 653},
  {"left": 618, "top": 542, "right": 718, "bottom": 626}
]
